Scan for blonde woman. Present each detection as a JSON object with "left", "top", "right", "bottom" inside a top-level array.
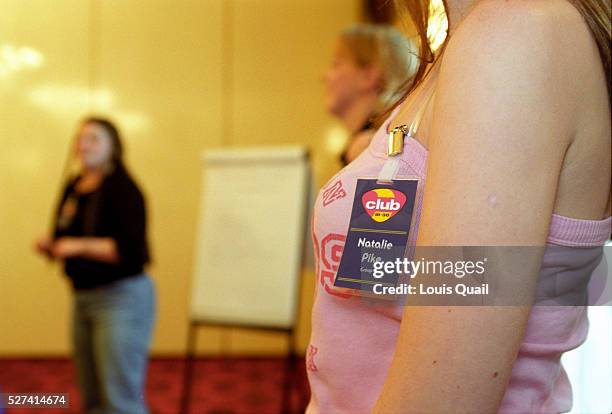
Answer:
[
  {"left": 307, "top": 0, "right": 610, "bottom": 412},
  {"left": 322, "top": 24, "right": 419, "bottom": 165}
]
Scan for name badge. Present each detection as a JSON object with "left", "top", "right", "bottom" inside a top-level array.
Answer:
[{"left": 334, "top": 178, "right": 420, "bottom": 295}]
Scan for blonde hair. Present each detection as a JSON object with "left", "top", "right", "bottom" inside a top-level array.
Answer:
[{"left": 338, "top": 24, "right": 420, "bottom": 123}]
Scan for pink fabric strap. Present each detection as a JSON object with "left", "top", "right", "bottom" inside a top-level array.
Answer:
[{"left": 548, "top": 214, "right": 611, "bottom": 247}]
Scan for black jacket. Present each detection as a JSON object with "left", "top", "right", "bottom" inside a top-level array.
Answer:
[{"left": 53, "top": 165, "right": 150, "bottom": 290}]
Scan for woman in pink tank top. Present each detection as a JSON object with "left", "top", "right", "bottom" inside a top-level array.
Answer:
[{"left": 306, "top": 0, "right": 611, "bottom": 413}]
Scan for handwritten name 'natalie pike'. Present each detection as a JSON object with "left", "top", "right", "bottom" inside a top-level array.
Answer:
[{"left": 357, "top": 237, "right": 393, "bottom": 250}]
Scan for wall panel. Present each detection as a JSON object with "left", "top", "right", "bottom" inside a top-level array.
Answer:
[
  {"left": 1, "top": 0, "right": 359, "bottom": 355},
  {"left": 94, "top": 0, "right": 225, "bottom": 354},
  {"left": 0, "top": 0, "right": 90, "bottom": 354}
]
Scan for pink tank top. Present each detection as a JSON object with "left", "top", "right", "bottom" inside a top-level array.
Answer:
[{"left": 306, "top": 109, "right": 611, "bottom": 413}]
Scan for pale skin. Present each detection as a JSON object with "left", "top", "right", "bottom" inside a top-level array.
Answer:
[
  {"left": 343, "top": 130, "right": 374, "bottom": 163},
  {"left": 373, "top": 0, "right": 610, "bottom": 412},
  {"left": 35, "top": 122, "right": 121, "bottom": 264}
]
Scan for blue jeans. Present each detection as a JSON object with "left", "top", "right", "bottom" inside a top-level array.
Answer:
[{"left": 72, "top": 274, "right": 156, "bottom": 414}]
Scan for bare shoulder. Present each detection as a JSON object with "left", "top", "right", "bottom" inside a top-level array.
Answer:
[
  {"left": 434, "top": 0, "right": 610, "bottom": 220},
  {"left": 449, "top": 0, "right": 596, "bottom": 69},
  {"left": 437, "top": 0, "right": 601, "bottom": 136},
  {"left": 462, "top": 0, "right": 588, "bottom": 34}
]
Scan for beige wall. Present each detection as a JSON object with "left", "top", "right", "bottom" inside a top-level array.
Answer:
[{"left": 0, "top": 0, "right": 359, "bottom": 356}]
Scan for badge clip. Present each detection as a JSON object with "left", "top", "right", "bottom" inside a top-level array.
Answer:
[
  {"left": 387, "top": 125, "right": 409, "bottom": 156},
  {"left": 381, "top": 124, "right": 410, "bottom": 184}
]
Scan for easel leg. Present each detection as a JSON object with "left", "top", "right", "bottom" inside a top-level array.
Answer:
[
  {"left": 180, "top": 322, "right": 197, "bottom": 414},
  {"left": 281, "top": 330, "right": 296, "bottom": 413}
]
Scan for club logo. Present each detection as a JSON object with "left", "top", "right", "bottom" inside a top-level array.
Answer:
[{"left": 362, "top": 188, "right": 406, "bottom": 223}]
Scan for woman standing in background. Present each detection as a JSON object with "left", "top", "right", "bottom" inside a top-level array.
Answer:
[
  {"left": 323, "top": 24, "right": 419, "bottom": 166},
  {"left": 35, "top": 118, "right": 155, "bottom": 414}
]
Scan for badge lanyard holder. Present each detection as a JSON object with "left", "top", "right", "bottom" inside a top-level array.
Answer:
[{"left": 332, "top": 91, "right": 436, "bottom": 298}]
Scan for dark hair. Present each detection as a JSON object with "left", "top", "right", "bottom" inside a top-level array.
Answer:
[
  {"left": 51, "top": 117, "right": 129, "bottom": 237},
  {"left": 373, "top": 0, "right": 443, "bottom": 124},
  {"left": 394, "top": 0, "right": 439, "bottom": 96},
  {"left": 567, "top": 0, "right": 611, "bottom": 100},
  {"left": 81, "top": 116, "right": 125, "bottom": 168}
]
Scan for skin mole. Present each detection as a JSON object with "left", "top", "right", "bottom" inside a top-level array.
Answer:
[{"left": 487, "top": 194, "right": 498, "bottom": 207}]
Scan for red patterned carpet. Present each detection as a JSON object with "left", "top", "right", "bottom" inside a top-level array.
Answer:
[{"left": 0, "top": 357, "right": 309, "bottom": 414}]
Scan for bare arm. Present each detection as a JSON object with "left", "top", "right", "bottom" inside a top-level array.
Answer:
[{"left": 373, "top": 2, "right": 578, "bottom": 412}]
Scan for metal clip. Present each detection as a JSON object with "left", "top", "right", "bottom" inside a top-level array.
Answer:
[{"left": 388, "top": 125, "right": 409, "bottom": 156}]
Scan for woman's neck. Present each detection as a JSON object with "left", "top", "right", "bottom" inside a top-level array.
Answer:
[
  {"left": 340, "top": 94, "right": 377, "bottom": 135},
  {"left": 77, "top": 166, "right": 108, "bottom": 193},
  {"left": 83, "top": 166, "right": 108, "bottom": 177}
]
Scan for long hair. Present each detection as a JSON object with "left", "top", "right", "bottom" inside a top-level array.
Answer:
[
  {"left": 393, "top": 0, "right": 439, "bottom": 98},
  {"left": 567, "top": 0, "right": 611, "bottom": 99},
  {"left": 373, "top": 0, "right": 446, "bottom": 123},
  {"left": 51, "top": 117, "right": 128, "bottom": 237},
  {"left": 338, "top": 24, "right": 420, "bottom": 126},
  {"left": 393, "top": 0, "right": 611, "bottom": 105}
]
